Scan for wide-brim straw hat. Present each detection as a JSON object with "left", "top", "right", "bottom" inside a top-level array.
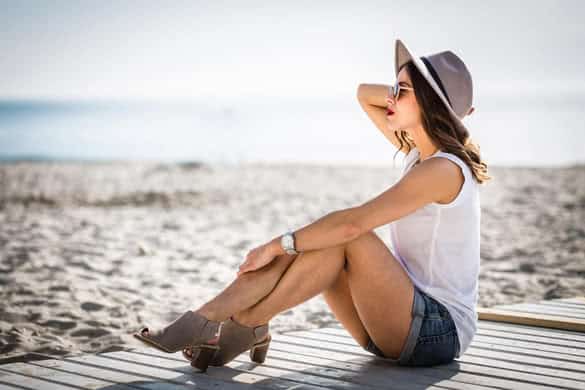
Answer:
[{"left": 394, "top": 39, "right": 474, "bottom": 135}]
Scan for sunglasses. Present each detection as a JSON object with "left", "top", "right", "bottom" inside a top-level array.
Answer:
[{"left": 389, "top": 81, "right": 414, "bottom": 101}]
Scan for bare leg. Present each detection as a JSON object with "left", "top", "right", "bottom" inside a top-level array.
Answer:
[
  {"left": 193, "top": 231, "right": 414, "bottom": 360},
  {"left": 322, "top": 268, "right": 370, "bottom": 348},
  {"left": 231, "top": 231, "right": 415, "bottom": 359},
  {"left": 195, "top": 253, "right": 298, "bottom": 322},
  {"left": 233, "top": 245, "right": 347, "bottom": 327}
]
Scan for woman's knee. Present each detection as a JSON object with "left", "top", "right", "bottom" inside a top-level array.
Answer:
[
  {"left": 345, "top": 230, "right": 378, "bottom": 257},
  {"left": 237, "top": 253, "right": 296, "bottom": 287}
]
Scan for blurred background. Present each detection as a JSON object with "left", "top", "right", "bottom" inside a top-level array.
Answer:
[
  {"left": 0, "top": 0, "right": 584, "bottom": 361},
  {"left": 1, "top": 0, "right": 584, "bottom": 166}
]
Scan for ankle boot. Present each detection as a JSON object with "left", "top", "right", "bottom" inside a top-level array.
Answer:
[
  {"left": 184, "top": 315, "right": 270, "bottom": 368},
  {"left": 134, "top": 310, "right": 222, "bottom": 372}
]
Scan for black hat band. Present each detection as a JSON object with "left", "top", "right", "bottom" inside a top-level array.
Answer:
[{"left": 420, "top": 56, "right": 453, "bottom": 108}]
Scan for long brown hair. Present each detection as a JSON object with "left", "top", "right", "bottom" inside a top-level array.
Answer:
[{"left": 392, "top": 61, "right": 491, "bottom": 184}]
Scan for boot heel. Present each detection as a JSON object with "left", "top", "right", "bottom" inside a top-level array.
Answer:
[
  {"left": 249, "top": 335, "right": 271, "bottom": 363},
  {"left": 191, "top": 344, "right": 219, "bottom": 372}
]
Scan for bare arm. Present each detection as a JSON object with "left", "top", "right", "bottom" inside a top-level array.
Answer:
[
  {"left": 260, "top": 85, "right": 422, "bottom": 259},
  {"left": 356, "top": 83, "right": 414, "bottom": 152},
  {"left": 267, "top": 157, "right": 456, "bottom": 257},
  {"left": 268, "top": 209, "right": 358, "bottom": 255}
]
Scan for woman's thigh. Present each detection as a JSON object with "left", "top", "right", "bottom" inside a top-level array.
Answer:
[
  {"left": 365, "top": 286, "right": 460, "bottom": 366},
  {"left": 322, "top": 231, "right": 459, "bottom": 366},
  {"left": 341, "top": 231, "right": 417, "bottom": 360},
  {"left": 322, "top": 269, "right": 370, "bottom": 348}
]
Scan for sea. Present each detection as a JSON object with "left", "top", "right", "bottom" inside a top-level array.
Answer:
[{"left": 1, "top": 94, "right": 583, "bottom": 167}]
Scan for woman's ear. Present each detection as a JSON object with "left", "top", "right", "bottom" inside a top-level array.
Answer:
[{"left": 467, "top": 107, "right": 475, "bottom": 116}]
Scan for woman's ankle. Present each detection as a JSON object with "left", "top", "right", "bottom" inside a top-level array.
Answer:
[
  {"left": 232, "top": 311, "right": 268, "bottom": 328},
  {"left": 195, "top": 306, "right": 224, "bottom": 322}
]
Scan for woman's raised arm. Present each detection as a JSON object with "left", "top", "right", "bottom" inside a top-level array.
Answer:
[{"left": 357, "top": 83, "right": 413, "bottom": 152}]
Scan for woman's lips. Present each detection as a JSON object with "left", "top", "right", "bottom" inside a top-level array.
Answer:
[{"left": 387, "top": 108, "right": 395, "bottom": 116}]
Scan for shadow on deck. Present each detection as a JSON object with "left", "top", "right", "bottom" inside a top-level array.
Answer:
[{"left": 1, "top": 296, "right": 584, "bottom": 389}]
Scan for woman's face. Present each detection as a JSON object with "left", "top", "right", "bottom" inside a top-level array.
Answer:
[{"left": 385, "top": 67, "right": 423, "bottom": 138}]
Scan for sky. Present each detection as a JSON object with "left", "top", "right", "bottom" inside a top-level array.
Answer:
[
  {"left": 0, "top": 1, "right": 584, "bottom": 166},
  {"left": 1, "top": 0, "right": 584, "bottom": 101}
]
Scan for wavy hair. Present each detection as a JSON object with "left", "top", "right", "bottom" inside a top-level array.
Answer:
[{"left": 392, "top": 61, "right": 491, "bottom": 184}]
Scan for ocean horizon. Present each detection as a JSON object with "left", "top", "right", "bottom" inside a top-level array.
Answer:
[{"left": 1, "top": 94, "right": 584, "bottom": 167}]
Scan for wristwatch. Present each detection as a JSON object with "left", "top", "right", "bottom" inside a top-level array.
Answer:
[{"left": 280, "top": 231, "right": 299, "bottom": 255}]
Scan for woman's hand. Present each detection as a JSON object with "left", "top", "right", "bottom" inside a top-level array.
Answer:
[{"left": 237, "top": 241, "right": 279, "bottom": 277}]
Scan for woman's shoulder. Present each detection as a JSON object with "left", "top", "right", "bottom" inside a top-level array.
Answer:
[
  {"left": 409, "top": 151, "right": 475, "bottom": 208},
  {"left": 433, "top": 151, "right": 471, "bottom": 175}
]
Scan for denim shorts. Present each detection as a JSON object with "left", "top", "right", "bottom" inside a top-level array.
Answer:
[{"left": 363, "top": 285, "right": 460, "bottom": 366}]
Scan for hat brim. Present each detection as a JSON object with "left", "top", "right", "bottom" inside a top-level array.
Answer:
[{"left": 394, "top": 39, "right": 469, "bottom": 135}]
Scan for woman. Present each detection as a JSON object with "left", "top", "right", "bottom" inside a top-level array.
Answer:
[{"left": 135, "top": 39, "right": 491, "bottom": 371}]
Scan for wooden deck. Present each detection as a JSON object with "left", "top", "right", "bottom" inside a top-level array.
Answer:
[{"left": 1, "top": 296, "right": 585, "bottom": 389}]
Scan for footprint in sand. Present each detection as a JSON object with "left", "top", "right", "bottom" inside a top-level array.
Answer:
[
  {"left": 80, "top": 302, "right": 105, "bottom": 311},
  {"left": 70, "top": 328, "right": 111, "bottom": 338},
  {"left": 40, "top": 320, "right": 77, "bottom": 330}
]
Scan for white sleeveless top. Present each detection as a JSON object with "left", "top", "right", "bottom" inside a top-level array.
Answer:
[{"left": 389, "top": 147, "right": 481, "bottom": 358}]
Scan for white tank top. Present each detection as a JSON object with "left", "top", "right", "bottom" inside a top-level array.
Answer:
[{"left": 389, "top": 146, "right": 481, "bottom": 358}]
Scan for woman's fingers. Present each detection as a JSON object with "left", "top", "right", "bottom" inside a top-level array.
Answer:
[{"left": 238, "top": 243, "right": 272, "bottom": 276}]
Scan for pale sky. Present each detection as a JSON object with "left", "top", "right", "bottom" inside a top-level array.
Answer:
[{"left": 1, "top": 0, "right": 584, "bottom": 101}]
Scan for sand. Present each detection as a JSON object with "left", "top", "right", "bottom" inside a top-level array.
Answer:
[{"left": 0, "top": 160, "right": 584, "bottom": 360}]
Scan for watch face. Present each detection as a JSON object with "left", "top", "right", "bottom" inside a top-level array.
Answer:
[{"left": 283, "top": 234, "right": 293, "bottom": 248}]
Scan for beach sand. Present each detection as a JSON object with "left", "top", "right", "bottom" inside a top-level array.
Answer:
[{"left": 1, "top": 160, "right": 584, "bottom": 360}]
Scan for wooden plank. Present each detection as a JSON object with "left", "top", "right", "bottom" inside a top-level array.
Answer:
[
  {"left": 0, "top": 381, "right": 33, "bottom": 390},
  {"left": 4, "top": 303, "right": 585, "bottom": 390},
  {"left": 477, "top": 321, "right": 585, "bottom": 344},
  {"left": 316, "top": 326, "right": 585, "bottom": 352},
  {"left": 290, "top": 328, "right": 585, "bottom": 366},
  {"left": 472, "top": 334, "right": 585, "bottom": 357},
  {"left": 477, "top": 307, "right": 585, "bottom": 332},
  {"left": 554, "top": 297, "right": 585, "bottom": 305},
  {"left": 263, "top": 347, "right": 493, "bottom": 390},
  {"left": 70, "top": 353, "right": 246, "bottom": 389},
  {"left": 0, "top": 362, "right": 132, "bottom": 390},
  {"left": 493, "top": 303, "right": 585, "bottom": 319},
  {"left": 538, "top": 301, "right": 585, "bottom": 312},
  {"left": 115, "top": 335, "right": 495, "bottom": 390},
  {"left": 462, "top": 345, "right": 585, "bottom": 377},
  {"left": 107, "top": 349, "right": 364, "bottom": 389},
  {"left": 320, "top": 329, "right": 584, "bottom": 363},
  {"left": 74, "top": 351, "right": 320, "bottom": 390},
  {"left": 203, "top": 346, "right": 450, "bottom": 390},
  {"left": 325, "top": 320, "right": 585, "bottom": 342},
  {"left": 274, "top": 333, "right": 567, "bottom": 390},
  {"left": 265, "top": 339, "right": 507, "bottom": 390},
  {"left": 546, "top": 300, "right": 585, "bottom": 309},
  {"left": 519, "top": 302, "right": 585, "bottom": 316},
  {"left": 468, "top": 341, "right": 585, "bottom": 366},
  {"left": 476, "top": 328, "right": 585, "bottom": 349},
  {"left": 316, "top": 327, "right": 585, "bottom": 364},
  {"left": 1, "top": 356, "right": 249, "bottom": 390},
  {"left": 31, "top": 355, "right": 221, "bottom": 389},
  {"left": 4, "top": 325, "right": 575, "bottom": 390},
  {"left": 279, "top": 332, "right": 554, "bottom": 388},
  {"left": 268, "top": 340, "right": 500, "bottom": 390},
  {"left": 282, "top": 329, "right": 585, "bottom": 385}
]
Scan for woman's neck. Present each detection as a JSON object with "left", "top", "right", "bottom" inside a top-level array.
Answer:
[{"left": 417, "top": 143, "right": 440, "bottom": 163}]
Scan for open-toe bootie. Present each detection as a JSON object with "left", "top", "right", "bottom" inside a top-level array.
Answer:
[
  {"left": 183, "top": 315, "right": 270, "bottom": 368},
  {"left": 134, "top": 310, "right": 222, "bottom": 371}
]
